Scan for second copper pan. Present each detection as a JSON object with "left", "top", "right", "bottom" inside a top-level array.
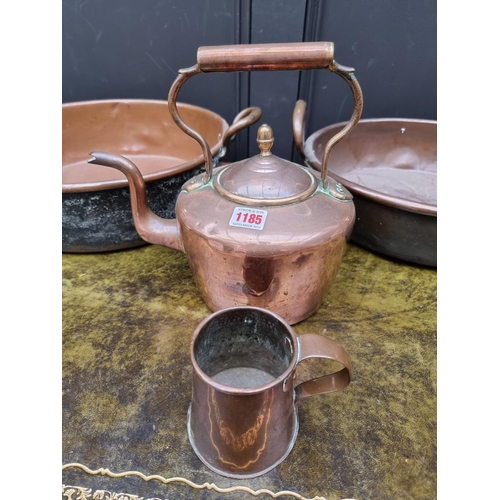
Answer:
[{"left": 294, "top": 110, "right": 437, "bottom": 266}]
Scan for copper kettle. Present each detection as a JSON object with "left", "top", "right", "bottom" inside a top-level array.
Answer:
[{"left": 89, "top": 42, "right": 363, "bottom": 324}]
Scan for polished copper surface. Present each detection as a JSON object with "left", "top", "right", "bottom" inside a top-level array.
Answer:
[
  {"left": 62, "top": 99, "right": 260, "bottom": 253},
  {"left": 295, "top": 110, "right": 437, "bottom": 266},
  {"left": 63, "top": 99, "right": 259, "bottom": 193},
  {"left": 89, "top": 151, "right": 355, "bottom": 324},
  {"left": 88, "top": 42, "right": 363, "bottom": 324},
  {"left": 188, "top": 306, "right": 351, "bottom": 478},
  {"left": 213, "top": 124, "right": 317, "bottom": 206},
  {"left": 298, "top": 116, "right": 437, "bottom": 215},
  {"left": 176, "top": 169, "right": 355, "bottom": 325}
]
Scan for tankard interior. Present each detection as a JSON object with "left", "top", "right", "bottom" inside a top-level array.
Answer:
[{"left": 193, "top": 308, "right": 294, "bottom": 388}]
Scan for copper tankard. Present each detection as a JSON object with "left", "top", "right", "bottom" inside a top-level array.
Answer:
[{"left": 188, "top": 306, "right": 352, "bottom": 478}]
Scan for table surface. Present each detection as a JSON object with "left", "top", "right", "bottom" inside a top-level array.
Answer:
[{"left": 62, "top": 242, "right": 437, "bottom": 500}]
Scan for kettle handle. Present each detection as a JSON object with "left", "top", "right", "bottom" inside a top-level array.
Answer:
[{"left": 168, "top": 42, "right": 363, "bottom": 187}]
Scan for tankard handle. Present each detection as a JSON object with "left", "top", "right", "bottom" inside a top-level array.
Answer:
[
  {"left": 168, "top": 42, "right": 363, "bottom": 186},
  {"left": 294, "top": 333, "right": 352, "bottom": 402}
]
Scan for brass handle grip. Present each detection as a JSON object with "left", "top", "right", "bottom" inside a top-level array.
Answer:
[
  {"left": 294, "top": 334, "right": 352, "bottom": 402},
  {"left": 168, "top": 42, "right": 363, "bottom": 185},
  {"left": 197, "top": 42, "right": 334, "bottom": 72}
]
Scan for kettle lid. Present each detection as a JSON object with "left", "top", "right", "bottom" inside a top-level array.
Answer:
[{"left": 213, "top": 124, "right": 317, "bottom": 206}]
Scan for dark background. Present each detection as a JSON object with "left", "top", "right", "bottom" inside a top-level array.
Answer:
[{"left": 62, "top": 0, "right": 436, "bottom": 162}]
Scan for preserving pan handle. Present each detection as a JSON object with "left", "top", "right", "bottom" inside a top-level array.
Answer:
[
  {"left": 168, "top": 42, "right": 363, "bottom": 186},
  {"left": 222, "top": 107, "right": 262, "bottom": 154},
  {"left": 294, "top": 333, "right": 352, "bottom": 402},
  {"left": 292, "top": 99, "right": 307, "bottom": 161}
]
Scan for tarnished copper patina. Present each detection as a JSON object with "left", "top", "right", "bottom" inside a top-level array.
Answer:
[
  {"left": 188, "top": 306, "right": 352, "bottom": 478},
  {"left": 293, "top": 103, "right": 437, "bottom": 266},
  {"left": 62, "top": 99, "right": 261, "bottom": 253},
  {"left": 89, "top": 42, "right": 363, "bottom": 324}
]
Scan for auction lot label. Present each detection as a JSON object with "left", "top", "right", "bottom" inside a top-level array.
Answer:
[{"left": 229, "top": 207, "right": 268, "bottom": 230}]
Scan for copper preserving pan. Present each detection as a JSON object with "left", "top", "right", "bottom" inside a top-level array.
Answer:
[
  {"left": 294, "top": 103, "right": 437, "bottom": 267},
  {"left": 62, "top": 99, "right": 260, "bottom": 252}
]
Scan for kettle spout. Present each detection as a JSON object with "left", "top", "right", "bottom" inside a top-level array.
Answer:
[{"left": 88, "top": 151, "right": 184, "bottom": 252}]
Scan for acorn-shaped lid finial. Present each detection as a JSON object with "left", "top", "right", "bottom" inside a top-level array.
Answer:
[{"left": 257, "top": 124, "right": 274, "bottom": 157}]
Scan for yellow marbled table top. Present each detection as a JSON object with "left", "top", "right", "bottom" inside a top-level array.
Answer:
[{"left": 62, "top": 243, "right": 436, "bottom": 500}]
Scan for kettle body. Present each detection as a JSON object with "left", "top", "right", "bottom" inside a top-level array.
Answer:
[{"left": 176, "top": 164, "right": 355, "bottom": 324}]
